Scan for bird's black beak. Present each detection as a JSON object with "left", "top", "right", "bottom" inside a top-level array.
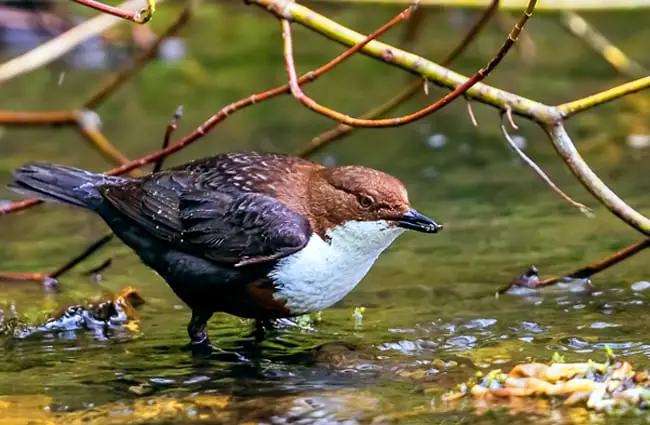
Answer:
[{"left": 397, "top": 208, "right": 442, "bottom": 233}]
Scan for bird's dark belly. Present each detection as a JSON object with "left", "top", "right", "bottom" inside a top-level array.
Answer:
[{"left": 99, "top": 208, "right": 291, "bottom": 319}]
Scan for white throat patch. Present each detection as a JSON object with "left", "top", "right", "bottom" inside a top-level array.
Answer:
[{"left": 269, "top": 220, "right": 405, "bottom": 314}]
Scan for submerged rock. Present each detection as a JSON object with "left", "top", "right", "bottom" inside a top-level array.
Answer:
[{"left": 0, "top": 287, "right": 144, "bottom": 339}]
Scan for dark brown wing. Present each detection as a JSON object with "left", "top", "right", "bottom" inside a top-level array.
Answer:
[{"left": 98, "top": 169, "right": 312, "bottom": 267}]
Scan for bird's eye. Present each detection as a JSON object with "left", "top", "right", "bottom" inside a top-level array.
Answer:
[{"left": 358, "top": 195, "right": 374, "bottom": 209}]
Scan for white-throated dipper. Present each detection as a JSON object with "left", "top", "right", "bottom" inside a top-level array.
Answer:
[{"left": 9, "top": 151, "right": 442, "bottom": 346}]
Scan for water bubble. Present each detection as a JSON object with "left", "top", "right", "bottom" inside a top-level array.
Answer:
[{"left": 426, "top": 133, "right": 447, "bottom": 149}]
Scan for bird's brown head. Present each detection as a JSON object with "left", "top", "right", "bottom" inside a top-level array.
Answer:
[{"left": 307, "top": 165, "right": 442, "bottom": 236}]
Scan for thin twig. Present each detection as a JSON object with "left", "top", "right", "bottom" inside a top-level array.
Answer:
[
  {"left": 0, "top": 4, "right": 191, "bottom": 177},
  {"left": 542, "top": 237, "right": 650, "bottom": 285},
  {"left": 76, "top": 118, "right": 142, "bottom": 176},
  {"left": 444, "top": 0, "right": 501, "bottom": 65},
  {"left": 282, "top": 0, "right": 536, "bottom": 127},
  {"left": 504, "top": 105, "right": 519, "bottom": 130},
  {"left": 0, "top": 110, "right": 135, "bottom": 174},
  {"left": 0, "top": 6, "right": 422, "bottom": 215},
  {"left": 82, "top": 259, "right": 113, "bottom": 277},
  {"left": 299, "top": 0, "right": 500, "bottom": 157},
  {"left": 71, "top": 0, "right": 156, "bottom": 24},
  {"left": 49, "top": 234, "right": 115, "bottom": 279},
  {"left": 500, "top": 115, "right": 593, "bottom": 216},
  {"left": 498, "top": 237, "right": 650, "bottom": 294},
  {"left": 0, "top": 0, "right": 165, "bottom": 84},
  {"left": 0, "top": 108, "right": 187, "bottom": 282},
  {"left": 85, "top": 3, "right": 191, "bottom": 109},
  {"left": 544, "top": 123, "right": 650, "bottom": 235},
  {"left": 154, "top": 105, "right": 184, "bottom": 173},
  {"left": 0, "top": 233, "right": 114, "bottom": 283},
  {"left": 558, "top": 11, "right": 646, "bottom": 79},
  {"left": 0, "top": 110, "right": 76, "bottom": 125},
  {"left": 466, "top": 97, "right": 479, "bottom": 127},
  {"left": 0, "top": 271, "right": 48, "bottom": 282}
]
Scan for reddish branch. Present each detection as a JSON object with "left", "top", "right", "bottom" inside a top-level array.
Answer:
[
  {"left": 0, "top": 234, "right": 114, "bottom": 284},
  {"left": 71, "top": 0, "right": 155, "bottom": 24},
  {"left": 0, "top": 5, "right": 415, "bottom": 216},
  {"left": 281, "top": 0, "right": 536, "bottom": 128},
  {"left": 0, "top": 107, "right": 184, "bottom": 283},
  {"left": 298, "top": 0, "right": 500, "bottom": 157},
  {"left": 0, "top": 5, "right": 190, "bottom": 216},
  {"left": 499, "top": 237, "right": 650, "bottom": 294}
]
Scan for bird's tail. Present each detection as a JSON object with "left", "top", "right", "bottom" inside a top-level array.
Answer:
[{"left": 9, "top": 163, "right": 126, "bottom": 210}]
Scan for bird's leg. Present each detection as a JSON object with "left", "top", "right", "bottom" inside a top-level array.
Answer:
[
  {"left": 187, "top": 310, "right": 213, "bottom": 347},
  {"left": 253, "top": 319, "right": 274, "bottom": 343}
]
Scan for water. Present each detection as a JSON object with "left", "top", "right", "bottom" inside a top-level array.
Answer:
[{"left": 1, "top": 4, "right": 650, "bottom": 424}]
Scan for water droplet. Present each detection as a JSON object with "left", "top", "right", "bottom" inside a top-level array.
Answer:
[{"left": 426, "top": 133, "right": 447, "bottom": 149}]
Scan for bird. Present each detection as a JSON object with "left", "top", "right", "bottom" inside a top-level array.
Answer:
[{"left": 9, "top": 151, "right": 442, "bottom": 346}]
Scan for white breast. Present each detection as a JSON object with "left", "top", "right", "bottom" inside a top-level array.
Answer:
[{"left": 269, "top": 220, "right": 405, "bottom": 315}]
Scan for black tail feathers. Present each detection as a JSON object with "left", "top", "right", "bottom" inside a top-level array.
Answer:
[{"left": 9, "top": 163, "right": 126, "bottom": 210}]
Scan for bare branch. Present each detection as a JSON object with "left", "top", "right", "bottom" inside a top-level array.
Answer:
[
  {"left": 299, "top": 0, "right": 500, "bottom": 156},
  {"left": 0, "top": 0, "right": 165, "bottom": 84},
  {"left": 281, "top": 0, "right": 537, "bottom": 127},
  {"left": 71, "top": 0, "right": 156, "bottom": 24},
  {"left": 500, "top": 116, "right": 593, "bottom": 216}
]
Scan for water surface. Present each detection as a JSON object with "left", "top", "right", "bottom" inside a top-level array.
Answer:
[{"left": 1, "top": 4, "right": 650, "bottom": 424}]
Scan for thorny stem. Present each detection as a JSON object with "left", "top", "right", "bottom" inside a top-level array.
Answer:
[
  {"left": 299, "top": 0, "right": 500, "bottom": 157},
  {"left": 71, "top": 0, "right": 156, "bottom": 24},
  {"left": 282, "top": 0, "right": 537, "bottom": 127}
]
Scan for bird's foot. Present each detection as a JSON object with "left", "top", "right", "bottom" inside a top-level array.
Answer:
[
  {"left": 183, "top": 336, "right": 220, "bottom": 354},
  {"left": 253, "top": 319, "right": 273, "bottom": 343},
  {"left": 183, "top": 337, "right": 251, "bottom": 362}
]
